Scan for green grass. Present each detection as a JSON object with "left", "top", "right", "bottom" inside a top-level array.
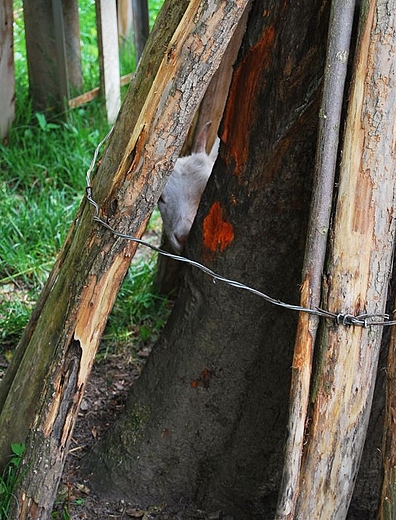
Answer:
[
  {"left": 0, "top": 443, "right": 25, "bottom": 519},
  {"left": 0, "top": 1, "right": 167, "bottom": 352}
]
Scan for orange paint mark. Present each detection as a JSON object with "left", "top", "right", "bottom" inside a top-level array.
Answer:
[
  {"left": 222, "top": 25, "right": 276, "bottom": 176},
  {"left": 203, "top": 202, "right": 234, "bottom": 253}
]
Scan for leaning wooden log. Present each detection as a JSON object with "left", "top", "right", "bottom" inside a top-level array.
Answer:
[
  {"left": 275, "top": 0, "right": 357, "bottom": 517},
  {"left": 294, "top": 1, "right": 396, "bottom": 518},
  {"left": 0, "top": 1, "right": 250, "bottom": 518}
]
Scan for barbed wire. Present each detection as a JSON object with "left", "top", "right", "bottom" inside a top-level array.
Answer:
[{"left": 85, "top": 129, "right": 396, "bottom": 329}]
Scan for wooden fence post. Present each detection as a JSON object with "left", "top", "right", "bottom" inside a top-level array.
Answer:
[
  {"left": 132, "top": 0, "right": 149, "bottom": 63},
  {"left": 0, "top": 0, "right": 15, "bottom": 140},
  {"left": 96, "top": 0, "right": 121, "bottom": 123}
]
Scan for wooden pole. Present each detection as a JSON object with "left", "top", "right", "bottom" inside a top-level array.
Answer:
[
  {"left": 0, "top": 0, "right": 15, "bottom": 140},
  {"left": 96, "top": 0, "right": 121, "bottom": 123},
  {"left": 295, "top": 1, "right": 396, "bottom": 518},
  {"left": 51, "top": 0, "right": 70, "bottom": 103},
  {"left": 132, "top": 0, "right": 149, "bottom": 63},
  {"left": 275, "top": 1, "right": 356, "bottom": 517}
]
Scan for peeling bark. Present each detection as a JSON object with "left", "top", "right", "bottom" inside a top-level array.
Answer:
[
  {"left": 276, "top": 1, "right": 357, "bottom": 518},
  {"left": 295, "top": 1, "right": 396, "bottom": 518},
  {"left": 380, "top": 319, "right": 396, "bottom": 520}
]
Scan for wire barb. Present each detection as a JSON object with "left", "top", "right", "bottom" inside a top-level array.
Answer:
[{"left": 84, "top": 133, "right": 395, "bottom": 330}]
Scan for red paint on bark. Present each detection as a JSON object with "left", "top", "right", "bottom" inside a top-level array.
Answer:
[
  {"left": 203, "top": 201, "right": 234, "bottom": 253},
  {"left": 221, "top": 25, "right": 276, "bottom": 176}
]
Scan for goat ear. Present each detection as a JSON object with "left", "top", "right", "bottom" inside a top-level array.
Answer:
[{"left": 193, "top": 121, "right": 212, "bottom": 154}]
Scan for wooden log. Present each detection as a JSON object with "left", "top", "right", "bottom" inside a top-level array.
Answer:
[
  {"left": 0, "top": 1, "right": 250, "bottom": 518},
  {"left": 117, "top": 0, "right": 133, "bottom": 41},
  {"left": 96, "top": 0, "right": 121, "bottom": 123},
  {"left": 295, "top": 1, "right": 396, "bottom": 518},
  {"left": 0, "top": 0, "right": 14, "bottom": 140},
  {"left": 275, "top": 1, "right": 356, "bottom": 517},
  {"left": 380, "top": 321, "right": 396, "bottom": 519}
]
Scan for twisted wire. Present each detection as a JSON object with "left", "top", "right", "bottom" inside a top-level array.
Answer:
[{"left": 85, "top": 130, "right": 396, "bottom": 329}]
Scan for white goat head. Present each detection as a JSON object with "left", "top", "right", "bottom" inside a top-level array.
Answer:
[{"left": 158, "top": 124, "right": 219, "bottom": 253}]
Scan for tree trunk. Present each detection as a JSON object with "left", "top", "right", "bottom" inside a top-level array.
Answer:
[
  {"left": 0, "top": 1, "right": 249, "bottom": 518},
  {"left": 84, "top": 0, "right": 330, "bottom": 517},
  {"left": 294, "top": 1, "right": 396, "bottom": 518}
]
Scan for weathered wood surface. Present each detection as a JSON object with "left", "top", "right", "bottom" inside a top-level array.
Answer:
[
  {"left": 96, "top": 0, "right": 121, "bottom": 123},
  {"left": 132, "top": 0, "right": 149, "bottom": 62},
  {"left": 381, "top": 320, "right": 396, "bottom": 520},
  {"left": 0, "top": 1, "right": 250, "bottom": 518},
  {"left": 294, "top": 1, "right": 396, "bottom": 518},
  {"left": 62, "top": 0, "right": 83, "bottom": 93},
  {"left": 275, "top": 1, "right": 357, "bottom": 517},
  {"left": 0, "top": 0, "right": 14, "bottom": 140}
]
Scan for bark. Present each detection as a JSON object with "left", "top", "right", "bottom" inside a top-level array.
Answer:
[
  {"left": 295, "top": 1, "right": 396, "bottom": 518},
  {"left": 84, "top": 0, "right": 330, "bottom": 517},
  {"left": 0, "top": 1, "right": 249, "bottom": 518},
  {"left": 276, "top": 1, "right": 357, "bottom": 518},
  {"left": 381, "top": 323, "right": 396, "bottom": 520}
]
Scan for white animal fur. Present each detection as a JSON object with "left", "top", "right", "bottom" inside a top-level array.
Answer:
[{"left": 159, "top": 125, "right": 219, "bottom": 253}]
